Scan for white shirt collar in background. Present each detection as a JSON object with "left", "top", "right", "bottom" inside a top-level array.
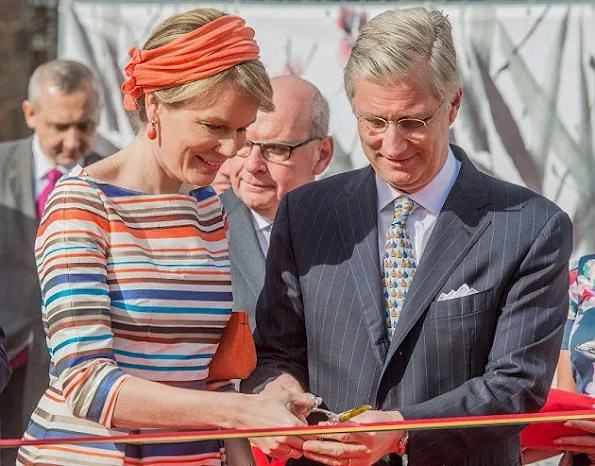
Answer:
[{"left": 250, "top": 210, "right": 273, "bottom": 257}]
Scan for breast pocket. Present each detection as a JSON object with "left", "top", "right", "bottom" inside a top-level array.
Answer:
[
  {"left": 427, "top": 287, "right": 500, "bottom": 386},
  {"left": 430, "top": 287, "right": 499, "bottom": 320}
]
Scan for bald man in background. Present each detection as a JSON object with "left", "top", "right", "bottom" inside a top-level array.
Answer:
[{"left": 221, "top": 76, "right": 334, "bottom": 329}]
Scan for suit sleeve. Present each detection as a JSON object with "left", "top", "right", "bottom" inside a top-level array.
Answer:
[
  {"left": 399, "top": 209, "right": 573, "bottom": 465},
  {"left": 241, "top": 194, "right": 309, "bottom": 393},
  {"left": 0, "top": 325, "right": 12, "bottom": 393}
]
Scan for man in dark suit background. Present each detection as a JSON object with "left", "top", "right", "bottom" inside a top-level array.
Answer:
[
  {"left": 0, "top": 58, "right": 101, "bottom": 463},
  {"left": 243, "top": 8, "right": 572, "bottom": 466},
  {"left": 221, "top": 75, "right": 334, "bottom": 329}
]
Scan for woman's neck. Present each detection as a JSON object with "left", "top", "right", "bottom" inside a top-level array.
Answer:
[{"left": 98, "top": 138, "right": 184, "bottom": 195}]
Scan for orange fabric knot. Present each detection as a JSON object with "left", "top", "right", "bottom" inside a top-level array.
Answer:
[
  {"left": 122, "top": 47, "right": 144, "bottom": 110},
  {"left": 121, "top": 15, "right": 261, "bottom": 111}
]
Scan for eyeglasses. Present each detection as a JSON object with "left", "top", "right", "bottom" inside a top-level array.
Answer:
[
  {"left": 356, "top": 100, "right": 446, "bottom": 139},
  {"left": 236, "top": 136, "right": 322, "bottom": 164}
]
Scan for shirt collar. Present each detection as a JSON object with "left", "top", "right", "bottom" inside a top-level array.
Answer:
[
  {"left": 376, "top": 145, "right": 460, "bottom": 215},
  {"left": 250, "top": 209, "right": 273, "bottom": 232},
  {"left": 32, "top": 134, "right": 68, "bottom": 180}
]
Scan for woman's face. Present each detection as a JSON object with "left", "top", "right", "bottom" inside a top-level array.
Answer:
[{"left": 154, "top": 81, "right": 259, "bottom": 188}]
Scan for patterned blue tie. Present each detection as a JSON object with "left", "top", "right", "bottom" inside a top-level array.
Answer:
[{"left": 383, "top": 197, "right": 418, "bottom": 339}]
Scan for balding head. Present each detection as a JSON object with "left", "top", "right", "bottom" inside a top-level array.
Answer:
[
  {"left": 229, "top": 76, "right": 334, "bottom": 220},
  {"left": 27, "top": 59, "right": 99, "bottom": 107},
  {"left": 269, "top": 76, "right": 330, "bottom": 138}
]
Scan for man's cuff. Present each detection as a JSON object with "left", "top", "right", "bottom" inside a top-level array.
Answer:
[{"left": 395, "top": 432, "right": 408, "bottom": 456}]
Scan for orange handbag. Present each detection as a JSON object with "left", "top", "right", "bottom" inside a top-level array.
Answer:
[{"left": 208, "top": 311, "right": 256, "bottom": 380}]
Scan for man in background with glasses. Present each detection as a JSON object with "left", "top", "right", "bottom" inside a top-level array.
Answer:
[
  {"left": 243, "top": 7, "right": 572, "bottom": 466},
  {"left": 220, "top": 75, "right": 334, "bottom": 330}
]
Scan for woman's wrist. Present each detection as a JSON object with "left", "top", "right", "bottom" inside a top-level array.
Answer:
[{"left": 217, "top": 392, "right": 255, "bottom": 430}]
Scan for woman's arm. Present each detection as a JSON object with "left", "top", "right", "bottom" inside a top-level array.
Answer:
[
  {"left": 112, "top": 376, "right": 313, "bottom": 430},
  {"left": 557, "top": 350, "right": 577, "bottom": 393}
]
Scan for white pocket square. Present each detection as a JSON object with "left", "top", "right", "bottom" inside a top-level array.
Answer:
[{"left": 437, "top": 284, "right": 479, "bottom": 302}]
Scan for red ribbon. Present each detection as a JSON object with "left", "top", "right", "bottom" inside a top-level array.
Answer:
[{"left": 4, "top": 410, "right": 595, "bottom": 449}]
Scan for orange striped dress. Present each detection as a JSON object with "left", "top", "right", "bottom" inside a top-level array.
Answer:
[{"left": 17, "top": 167, "right": 234, "bottom": 465}]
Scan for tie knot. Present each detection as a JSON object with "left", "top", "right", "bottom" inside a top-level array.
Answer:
[
  {"left": 47, "top": 168, "right": 63, "bottom": 185},
  {"left": 392, "top": 196, "right": 416, "bottom": 225}
]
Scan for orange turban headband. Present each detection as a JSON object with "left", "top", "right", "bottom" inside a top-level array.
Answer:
[{"left": 121, "top": 15, "right": 260, "bottom": 111}]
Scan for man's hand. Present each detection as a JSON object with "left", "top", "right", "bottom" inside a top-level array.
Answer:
[
  {"left": 554, "top": 419, "right": 595, "bottom": 461},
  {"left": 301, "top": 410, "right": 406, "bottom": 466}
]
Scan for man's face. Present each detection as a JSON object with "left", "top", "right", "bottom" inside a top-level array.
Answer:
[
  {"left": 352, "top": 65, "right": 461, "bottom": 193},
  {"left": 229, "top": 104, "right": 331, "bottom": 220},
  {"left": 23, "top": 80, "right": 99, "bottom": 167}
]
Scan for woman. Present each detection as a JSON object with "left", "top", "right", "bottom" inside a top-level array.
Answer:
[
  {"left": 17, "top": 9, "right": 315, "bottom": 466},
  {"left": 523, "top": 255, "right": 595, "bottom": 466}
]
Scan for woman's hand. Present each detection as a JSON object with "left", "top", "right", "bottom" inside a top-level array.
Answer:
[
  {"left": 554, "top": 420, "right": 595, "bottom": 458},
  {"left": 243, "top": 385, "right": 318, "bottom": 460}
]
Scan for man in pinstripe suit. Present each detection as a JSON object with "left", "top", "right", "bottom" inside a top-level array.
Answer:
[{"left": 243, "top": 7, "right": 572, "bottom": 466}]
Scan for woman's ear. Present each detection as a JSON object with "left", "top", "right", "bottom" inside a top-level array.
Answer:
[{"left": 144, "top": 93, "right": 160, "bottom": 123}]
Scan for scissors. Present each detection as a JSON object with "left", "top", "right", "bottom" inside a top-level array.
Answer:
[{"left": 310, "top": 404, "right": 372, "bottom": 424}]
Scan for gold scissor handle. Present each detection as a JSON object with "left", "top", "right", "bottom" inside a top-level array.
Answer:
[
  {"left": 336, "top": 404, "right": 372, "bottom": 422},
  {"left": 311, "top": 404, "right": 372, "bottom": 423}
]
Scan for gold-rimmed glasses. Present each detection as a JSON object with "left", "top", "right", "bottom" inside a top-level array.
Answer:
[{"left": 356, "top": 100, "right": 446, "bottom": 139}]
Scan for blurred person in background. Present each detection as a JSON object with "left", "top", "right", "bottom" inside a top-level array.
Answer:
[
  {"left": 0, "top": 58, "right": 101, "bottom": 464},
  {"left": 212, "top": 158, "right": 232, "bottom": 194},
  {"left": 523, "top": 256, "right": 595, "bottom": 466},
  {"left": 16, "top": 9, "right": 316, "bottom": 466},
  {"left": 221, "top": 75, "right": 334, "bottom": 329}
]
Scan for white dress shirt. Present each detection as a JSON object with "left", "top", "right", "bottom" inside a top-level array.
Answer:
[
  {"left": 250, "top": 210, "right": 273, "bottom": 256},
  {"left": 376, "top": 146, "right": 461, "bottom": 266},
  {"left": 32, "top": 135, "right": 68, "bottom": 201}
]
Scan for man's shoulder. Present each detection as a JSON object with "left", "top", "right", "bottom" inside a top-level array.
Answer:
[
  {"left": 0, "top": 137, "right": 31, "bottom": 171},
  {"left": 289, "top": 166, "right": 372, "bottom": 201},
  {"left": 219, "top": 188, "right": 236, "bottom": 207},
  {"left": 0, "top": 137, "right": 31, "bottom": 157},
  {"left": 454, "top": 145, "right": 564, "bottom": 218},
  {"left": 480, "top": 169, "right": 564, "bottom": 217},
  {"left": 219, "top": 188, "right": 245, "bottom": 215}
]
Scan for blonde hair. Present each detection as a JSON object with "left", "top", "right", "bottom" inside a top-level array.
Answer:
[
  {"left": 133, "top": 8, "right": 273, "bottom": 123},
  {"left": 344, "top": 7, "right": 461, "bottom": 104}
]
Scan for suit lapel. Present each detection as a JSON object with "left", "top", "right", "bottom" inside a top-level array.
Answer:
[
  {"left": 335, "top": 167, "right": 388, "bottom": 367},
  {"left": 10, "top": 139, "right": 37, "bottom": 252},
  {"left": 384, "top": 146, "right": 492, "bottom": 366},
  {"left": 224, "top": 191, "right": 266, "bottom": 301}
]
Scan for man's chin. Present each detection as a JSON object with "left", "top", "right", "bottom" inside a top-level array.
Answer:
[{"left": 54, "top": 154, "right": 83, "bottom": 168}]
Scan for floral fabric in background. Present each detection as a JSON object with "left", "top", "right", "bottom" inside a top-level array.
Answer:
[{"left": 61, "top": 2, "right": 595, "bottom": 258}]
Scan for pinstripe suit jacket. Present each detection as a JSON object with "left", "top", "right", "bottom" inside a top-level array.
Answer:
[
  {"left": 220, "top": 189, "right": 266, "bottom": 330},
  {"left": 243, "top": 145, "right": 572, "bottom": 466}
]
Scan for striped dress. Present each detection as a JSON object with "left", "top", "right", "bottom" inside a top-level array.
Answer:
[{"left": 17, "top": 167, "right": 234, "bottom": 466}]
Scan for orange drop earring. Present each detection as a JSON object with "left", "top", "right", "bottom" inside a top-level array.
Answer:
[{"left": 147, "top": 119, "right": 157, "bottom": 140}]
